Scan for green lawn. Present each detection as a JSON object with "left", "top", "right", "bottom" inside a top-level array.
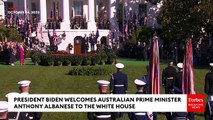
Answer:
[{"left": 0, "top": 59, "right": 208, "bottom": 120}]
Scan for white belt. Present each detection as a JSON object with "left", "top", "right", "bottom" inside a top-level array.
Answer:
[
  {"left": 208, "top": 95, "right": 213, "bottom": 101},
  {"left": 114, "top": 85, "right": 124, "bottom": 87},
  {"left": 134, "top": 112, "right": 146, "bottom": 115},
  {"left": 96, "top": 115, "right": 111, "bottom": 118}
]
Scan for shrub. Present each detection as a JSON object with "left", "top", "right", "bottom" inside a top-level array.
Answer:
[
  {"left": 91, "top": 54, "right": 101, "bottom": 65},
  {"left": 99, "top": 51, "right": 108, "bottom": 65},
  {"left": 31, "top": 51, "right": 41, "bottom": 65},
  {"left": 63, "top": 56, "right": 72, "bottom": 66},
  {"left": 54, "top": 56, "right": 64, "bottom": 66},
  {"left": 68, "top": 67, "right": 111, "bottom": 76},
  {"left": 72, "top": 55, "right": 83, "bottom": 66},
  {"left": 106, "top": 52, "right": 117, "bottom": 64},
  {"left": 82, "top": 56, "right": 91, "bottom": 66}
]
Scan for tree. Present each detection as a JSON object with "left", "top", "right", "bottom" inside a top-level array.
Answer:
[
  {"left": 0, "top": 26, "right": 22, "bottom": 42},
  {"left": 157, "top": 0, "right": 213, "bottom": 41}
]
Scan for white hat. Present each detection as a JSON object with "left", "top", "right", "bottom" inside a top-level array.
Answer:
[
  {"left": 115, "top": 63, "right": 124, "bottom": 69},
  {"left": 134, "top": 78, "right": 147, "bottom": 86},
  {"left": 18, "top": 80, "right": 31, "bottom": 87},
  {"left": 210, "top": 63, "right": 213, "bottom": 67},
  {"left": 97, "top": 80, "right": 110, "bottom": 86},
  {"left": 0, "top": 101, "right": 8, "bottom": 112},
  {"left": 177, "top": 63, "right": 183, "bottom": 69},
  {"left": 5, "top": 92, "right": 19, "bottom": 98}
]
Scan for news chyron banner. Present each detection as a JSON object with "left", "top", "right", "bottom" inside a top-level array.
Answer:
[{"left": 8, "top": 94, "right": 204, "bottom": 112}]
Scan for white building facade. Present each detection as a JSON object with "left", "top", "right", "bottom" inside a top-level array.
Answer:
[{"left": 1, "top": 0, "right": 163, "bottom": 54}]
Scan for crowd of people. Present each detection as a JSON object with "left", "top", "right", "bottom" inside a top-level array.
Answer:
[{"left": 0, "top": 41, "right": 25, "bottom": 66}]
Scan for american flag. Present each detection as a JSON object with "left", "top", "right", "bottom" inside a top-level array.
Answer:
[
  {"left": 53, "top": 29, "right": 57, "bottom": 46},
  {"left": 148, "top": 36, "right": 160, "bottom": 94},
  {"left": 182, "top": 39, "right": 195, "bottom": 94}
]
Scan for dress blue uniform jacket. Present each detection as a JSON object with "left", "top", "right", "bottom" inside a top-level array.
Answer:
[
  {"left": 128, "top": 91, "right": 153, "bottom": 120},
  {"left": 110, "top": 71, "right": 128, "bottom": 94},
  {"left": 205, "top": 101, "right": 213, "bottom": 120}
]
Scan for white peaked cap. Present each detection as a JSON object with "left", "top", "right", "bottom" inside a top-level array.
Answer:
[
  {"left": 115, "top": 63, "right": 124, "bottom": 69},
  {"left": 18, "top": 80, "right": 31, "bottom": 87},
  {"left": 0, "top": 101, "right": 8, "bottom": 112},
  {"left": 134, "top": 78, "right": 147, "bottom": 86},
  {"left": 177, "top": 63, "right": 183, "bottom": 69},
  {"left": 210, "top": 63, "right": 213, "bottom": 67},
  {"left": 97, "top": 80, "right": 110, "bottom": 86}
]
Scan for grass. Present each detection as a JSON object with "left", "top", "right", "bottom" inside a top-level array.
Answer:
[{"left": 0, "top": 58, "right": 209, "bottom": 120}]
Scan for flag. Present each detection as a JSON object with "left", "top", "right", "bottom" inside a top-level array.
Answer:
[
  {"left": 39, "top": 25, "right": 43, "bottom": 39},
  {"left": 148, "top": 36, "right": 160, "bottom": 94},
  {"left": 182, "top": 39, "right": 195, "bottom": 94},
  {"left": 53, "top": 29, "right": 57, "bottom": 46}
]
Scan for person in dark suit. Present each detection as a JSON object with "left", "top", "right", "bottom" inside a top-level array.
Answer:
[
  {"left": 128, "top": 78, "right": 154, "bottom": 120},
  {"left": 110, "top": 63, "right": 128, "bottom": 118},
  {"left": 87, "top": 80, "right": 116, "bottom": 120},
  {"left": 89, "top": 29, "right": 99, "bottom": 52},
  {"left": 205, "top": 63, "right": 213, "bottom": 96},
  {"left": 162, "top": 60, "right": 177, "bottom": 94}
]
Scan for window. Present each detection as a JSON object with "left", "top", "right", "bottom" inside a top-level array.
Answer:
[{"left": 74, "top": 1, "right": 83, "bottom": 16}]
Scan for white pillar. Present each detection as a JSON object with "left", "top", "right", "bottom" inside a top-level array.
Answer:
[
  {"left": 39, "top": 0, "right": 47, "bottom": 24},
  {"left": 110, "top": 0, "right": 117, "bottom": 30},
  {"left": 0, "top": 1, "right": 5, "bottom": 20},
  {"left": 61, "top": 0, "right": 70, "bottom": 30},
  {"left": 24, "top": 0, "right": 27, "bottom": 14},
  {"left": 88, "top": 0, "right": 96, "bottom": 30}
]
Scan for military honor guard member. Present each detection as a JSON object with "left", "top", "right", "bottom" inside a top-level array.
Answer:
[
  {"left": 162, "top": 60, "right": 177, "bottom": 94},
  {"left": 128, "top": 78, "right": 154, "bottom": 120},
  {"left": 204, "top": 63, "right": 213, "bottom": 120},
  {"left": 87, "top": 80, "right": 116, "bottom": 120},
  {"left": 205, "top": 63, "right": 213, "bottom": 96},
  {"left": 173, "top": 63, "right": 183, "bottom": 93},
  {"left": 0, "top": 101, "right": 8, "bottom": 120},
  {"left": 171, "top": 86, "right": 189, "bottom": 120},
  {"left": 16, "top": 80, "right": 42, "bottom": 120},
  {"left": 110, "top": 63, "right": 128, "bottom": 118},
  {"left": 205, "top": 96, "right": 213, "bottom": 120}
]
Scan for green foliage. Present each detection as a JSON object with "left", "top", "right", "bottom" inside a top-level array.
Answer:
[
  {"left": 106, "top": 52, "right": 117, "bottom": 64},
  {"left": 157, "top": 0, "right": 213, "bottom": 41},
  {"left": 91, "top": 54, "right": 101, "bottom": 65},
  {"left": 98, "top": 50, "right": 108, "bottom": 65},
  {"left": 82, "top": 56, "right": 91, "bottom": 66},
  {"left": 0, "top": 26, "right": 21, "bottom": 42},
  {"left": 71, "top": 55, "right": 83, "bottom": 66},
  {"left": 31, "top": 51, "right": 41, "bottom": 65},
  {"left": 68, "top": 67, "right": 111, "bottom": 76},
  {"left": 54, "top": 56, "right": 64, "bottom": 66},
  {"left": 63, "top": 56, "right": 72, "bottom": 66}
]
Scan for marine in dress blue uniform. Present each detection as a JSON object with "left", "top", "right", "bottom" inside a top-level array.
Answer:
[
  {"left": 205, "top": 63, "right": 213, "bottom": 120},
  {"left": 15, "top": 80, "right": 43, "bottom": 120},
  {"left": 87, "top": 80, "right": 116, "bottom": 120},
  {"left": 205, "top": 96, "right": 213, "bottom": 120},
  {"left": 128, "top": 78, "right": 154, "bottom": 120},
  {"left": 110, "top": 63, "right": 128, "bottom": 118}
]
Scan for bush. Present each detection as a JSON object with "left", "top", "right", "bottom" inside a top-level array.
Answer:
[
  {"left": 72, "top": 55, "right": 83, "bottom": 66},
  {"left": 82, "top": 56, "right": 91, "bottom": 66},
  {"left": 106, "top": 52, "right": 117, "bottom": 64},
  {"left": 91, "top": 54, "right": 101, "bottom": 65},
  {"left": 68, "top": 67, "right": 111, "bottom": 76},
  {"left": 54, "top": 56, "right": 64, "bottom": 66},
  {"left": 63, "top": 56, "right": 72, "bottom": 66},
  {"left": 98, "top": 51, "right": 108, "bottom": 65},
  {"left": 31, "top": 51, "right": 41, "bottom": 65}
]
